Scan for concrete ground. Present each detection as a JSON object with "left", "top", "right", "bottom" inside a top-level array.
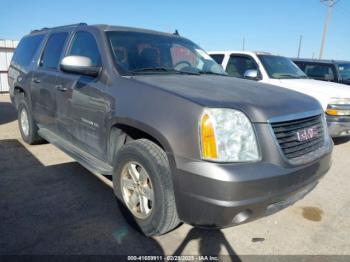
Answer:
[{"left": 1, "top": 93, "right": 350, "bottom": 257}]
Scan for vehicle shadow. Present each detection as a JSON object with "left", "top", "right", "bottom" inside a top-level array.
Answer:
[
  {"left": 333, "top": 137, "right": 350, "bottom": 145},
  {"left": 0, "top": 102, "right": 17, "bottom": 125},
  {"left": 172, "top": 228, "right": 241, "bottom": 261},
  {"left": 0, "top": 139, "right": 164, "bottom": 255}
]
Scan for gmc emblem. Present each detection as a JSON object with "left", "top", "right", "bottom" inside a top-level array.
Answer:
[{"left": 296, "top": 127, "right": 318, "bottom": 142}]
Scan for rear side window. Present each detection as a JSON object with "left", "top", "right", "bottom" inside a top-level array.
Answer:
[
  {"left": 226, "top": 55, "right": 258, "bottom": 78},
  {"left": 12, "top": 34, "right": 45, "bottom": 67},
  {"left": 40, "top": 32, "right": 69, "bottom": 69},
  {"left": 67, "top": 31, "right": 101, "bottom": 66},
  {"left": 210, "top": 54, "right": 225, "bottom": 64},
  {"left": 304, "top": 64, "right": 335, "bottom": 81}
]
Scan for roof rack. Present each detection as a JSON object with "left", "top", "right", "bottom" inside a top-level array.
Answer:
[{"left": 30, "top": 23, "right": 87, "bottom": 34}]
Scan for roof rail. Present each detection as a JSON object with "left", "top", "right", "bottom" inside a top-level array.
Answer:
[{"left": 30, "top": 23, "right": 87, "bottom": 34}]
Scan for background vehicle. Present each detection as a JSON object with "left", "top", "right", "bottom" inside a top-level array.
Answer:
[
  {"left": 292, "top": 58, "right": 350, "bottom": 85},
  {"left": 210, "top": 51, "right": 350, "bottom": 138},
  {"left": 8, "top": 24, "right": 332, "bottom": 236}
]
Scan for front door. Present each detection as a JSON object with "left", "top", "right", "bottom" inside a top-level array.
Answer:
[{"left": 55, "top": 30, "right": 108, "bottom": 160}]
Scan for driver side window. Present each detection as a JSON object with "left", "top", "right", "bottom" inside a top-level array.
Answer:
[
  {"left": 227, "top": 55, "right": 258, "bottom": 78},
  {"left": 67, "top": 31, "right": 101, "bottom": 66}
]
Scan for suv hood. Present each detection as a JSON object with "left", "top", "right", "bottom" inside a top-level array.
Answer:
[
  {"left": 268, "top": 78, "right": 350, "bottom": 110},
  {"left": 132, "top": 75, "right": 322, "bottom": 123}
]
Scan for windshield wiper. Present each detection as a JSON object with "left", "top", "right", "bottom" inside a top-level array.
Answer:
[
  {"left": 132, "top": 67, "right": 176, "bottom": 73},
  {"left": 198, "top": 71, "right": 228, "bottom": 76},
  {"left": 132, "top": 67, "right": 199, "bottom": 75}
]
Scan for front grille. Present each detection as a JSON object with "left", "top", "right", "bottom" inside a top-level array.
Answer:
[{"left": 271, "top": 114, "right": 325, "bottom": 159}]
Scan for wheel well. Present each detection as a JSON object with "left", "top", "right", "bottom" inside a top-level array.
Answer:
[
  {"left": 108, "top": 124, "right": 166, "bottom": 163},
  {"left": 113, "top": 124, "right": 164, "bottom": 150},
  {"left": 14, "top": 86, "right": 25, "bottom": 95},
  {"left": 14, "top": 86, "right": 26, "bottom": 108}
]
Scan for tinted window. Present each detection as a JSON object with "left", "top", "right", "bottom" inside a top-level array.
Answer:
[
  {"left": 40, "top": 32, "right": 68, "bottom": 69},
  {"left": 12, "top": 34, "right": 45, "bottom": 67},
  {"left": 170, "top": 44, "right": 198, "bottom": 68},
  {"left": 258, "top": 55, "right": 307, "bottom": 79},
  {"left": 293, "top": 61, "right": 304, "bottom": 70},
  {"left": 304, "top": 64, "right": 335, "bottom": 81},
  {"left": 226, "top": 55, "right": 258, "bottom": 78},
  {"left": 106, "top": 31, "right": 226, "bottom": 76},
  {"left": 338, "top": 63, "right": 350, "bottom": 81},
  {"left": 68, "top": 31, "right": 101, "bottom": 66},
  {"left": 210, "top": 54, "right": 225, "bottom": 64}
]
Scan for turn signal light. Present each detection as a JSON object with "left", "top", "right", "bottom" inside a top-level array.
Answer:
[
  {"left": 326, "top": 109, "right": 350, "bottom": 116},
  {"left": 200, "top": 113, "right": 217, "bottom": 159}
]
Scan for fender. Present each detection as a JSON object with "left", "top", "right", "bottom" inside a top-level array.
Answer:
[{"left": 108, "top": 116, "right": 178, "bottom": 173}]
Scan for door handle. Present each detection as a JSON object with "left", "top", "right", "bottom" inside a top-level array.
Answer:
[
  {"left": 56, "top": 85, "right": 68, "bottom": 92},
  {"left": 33, "top": 78, "right": 41, "bottom": 83}
]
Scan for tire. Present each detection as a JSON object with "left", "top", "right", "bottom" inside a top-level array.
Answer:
[
  {"left": 17, "top": 94, "right": 43, "bottom": 145},
  {"left": 113, "top": 139, "right": 180, "bottom": 236}
]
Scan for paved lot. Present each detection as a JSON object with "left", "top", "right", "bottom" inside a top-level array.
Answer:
[{"left": 1, "top": 93, "right": 350, "bottom": 256}]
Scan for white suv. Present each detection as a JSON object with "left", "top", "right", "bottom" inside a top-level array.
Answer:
[{"left": 209, "top": 51, "right": 350, "bottom": 138}]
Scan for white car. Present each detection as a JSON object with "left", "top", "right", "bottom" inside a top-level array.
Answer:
[{"left": 209, "top": 51, "right": 350, "bottom": 138}]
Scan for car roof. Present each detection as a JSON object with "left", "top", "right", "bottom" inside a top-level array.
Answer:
[
  {"left": 292, "top": 58, "right": 350, "bottom": 65},
  {"left": 208, "top": 50, "right": 274, "bottom": 56},
  {"left": 29, "top": 23, "right": 184, "bottom": 39},
  {"left": 93, "top": 24, "right": 182, "bottom": 38}
]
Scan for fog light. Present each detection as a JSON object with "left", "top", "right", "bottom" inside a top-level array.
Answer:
[{"left": 232, "top": 210, "right": 252, "bottom": 224}]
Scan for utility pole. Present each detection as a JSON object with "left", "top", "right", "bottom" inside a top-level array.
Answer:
[
  {"left": 319, "top": 0, "right": 339, "bottom": 59},
  {"left": 242, "top": 37, "right": 245, "bottom": 51},
  {"left": 297, "top": 35, "right": 303, "bottom": 58}
]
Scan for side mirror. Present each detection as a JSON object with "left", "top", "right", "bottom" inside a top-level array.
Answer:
[
  {"left": 244, "top": 69, "right": 259, "bottom": 80},
  {"left": 60, "top": 56, "right": 101, "bottom": 77}
]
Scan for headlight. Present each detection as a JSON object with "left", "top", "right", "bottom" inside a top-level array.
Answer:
[
  {"left": 326, "top": 98, "right": 350, "bottom": 116},
  {"left": 329, "top": 98, "right": 350, "bottom": 105},
  {"left": 199, "top": 108, "right": 259, "bottom": 162}
]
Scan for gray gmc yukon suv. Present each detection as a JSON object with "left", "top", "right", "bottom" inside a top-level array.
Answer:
[{"left": 8, "top": 23, "right": 332, "bottom": 236}]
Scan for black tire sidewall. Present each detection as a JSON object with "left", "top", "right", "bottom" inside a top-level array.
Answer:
[{"left": 113, "top": 142, "right": 172, "bottom": 236}]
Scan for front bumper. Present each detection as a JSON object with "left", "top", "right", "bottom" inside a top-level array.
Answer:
[
  {"left": 327, "top": 115, "right": 350, "bottom": 137},
  {"left": 173, "top": 143, "right": 332, "bottom": 228}
]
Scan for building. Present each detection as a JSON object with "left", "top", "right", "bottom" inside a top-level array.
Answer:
[{"left": 0, "top": 40, "right": 18, "bottom": 92}]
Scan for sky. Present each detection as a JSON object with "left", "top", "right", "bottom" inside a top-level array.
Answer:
[{"left": 0, "top": 0, "right": 349, "bottom": 60}]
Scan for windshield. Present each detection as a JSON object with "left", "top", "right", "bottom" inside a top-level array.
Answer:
[
  {"left": 258, "top": 55, "right": 307, "bottom": 79},
  {"left": 337, "top": 63, "right": 350, "bottom": 81},
  {"left": 106, "top": 31, "right": 226, "bottom": 76}
]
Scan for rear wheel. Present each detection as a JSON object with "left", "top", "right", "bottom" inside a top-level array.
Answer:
[
  {"left": 113, "top": 139, "right": 180, "bottom": 236},
  {"left": 17, "top": 95, "right": 43, "bottom": 145}
]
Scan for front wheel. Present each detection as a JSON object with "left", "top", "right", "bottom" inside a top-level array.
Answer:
[{"left": 113, "top": 139, "right": 180, "bottom": 236}]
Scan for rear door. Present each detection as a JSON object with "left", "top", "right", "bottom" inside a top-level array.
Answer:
[
  {"left": 31, "top": 31, "right": 70, "bottom": 132},
  {"left": 55, "top": 30, "right": 108, "bottom": 160}
]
